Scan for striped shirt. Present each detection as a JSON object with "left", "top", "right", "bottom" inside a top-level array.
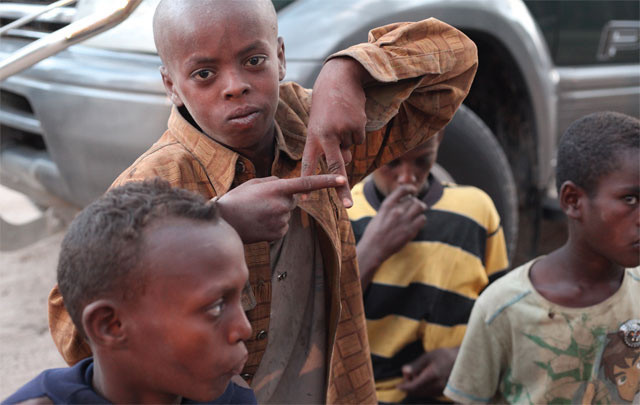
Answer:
[{"left": 349, "top": 176, "right": 509, "bottom": 403}]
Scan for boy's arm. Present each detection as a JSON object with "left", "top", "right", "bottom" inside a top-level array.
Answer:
[
  {"left": 444, "top": 297, "right": 506, "bottom": 404},
  {"left": 302, "top": 18, "right": 478, "bottom": 206}
]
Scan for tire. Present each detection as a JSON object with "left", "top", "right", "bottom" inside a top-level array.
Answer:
[{"left": 436, "top": 105, "right": 519, "bottom": 261}]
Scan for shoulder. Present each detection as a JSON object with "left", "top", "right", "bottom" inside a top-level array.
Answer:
[
  {"left": 435, "top": 183, "right": 501, "bottom": 227},
  {"left": 2, "top": 359, "right": 100, "bottom": 405},
  {"left": 348, "top": 181, "right": 377, "bottom": 221},
  {"left": 189, "top": 382, "right": 257, "bottom": 405},
  {"left": 440, "top": 183, "right": 496, "bottom": 210},
  {"left": 111, "top": 138, "right": 200, "bottom": 188},
  {"left": 473, "top": 260, "right": 536, "bottom": 323}
]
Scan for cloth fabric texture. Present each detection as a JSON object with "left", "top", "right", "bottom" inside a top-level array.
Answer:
[
  {"left": 47, "top": 18, "right": 478, "bottom": 404},
  {"left": 2, "top": 358, "right": 257, "bottom": 405},
  {"left": 250, "top": 207, "right": 327, "bottom": 403},
  {"left": 444, "top": 260, "right": 640, "bottom": 404},
  {"left": 349, "top": 176, "right": 509, "bottom": 403}
]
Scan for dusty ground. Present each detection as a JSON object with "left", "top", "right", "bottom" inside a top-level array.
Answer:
[
  {"left": 0, "top": 185, "right": 567, "bottom": 399},
  {"left": 0, "top": 186, "right": 70, "bottom": 398}
]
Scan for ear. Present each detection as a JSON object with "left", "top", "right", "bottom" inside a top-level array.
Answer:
[
  {"left": 277, "top": 37, "right": 286, "bottom": 81},
  {"left": 559, "top": 180, "right": 585, "bottom": 220},
  {"left": 82, "top": 299, "right": 127, "bottom": 349},
  {"left": 159, "top": 65, "right": 184, "bottom": 107}
]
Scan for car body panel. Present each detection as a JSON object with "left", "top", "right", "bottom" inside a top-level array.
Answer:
[{"left": 0, "top": 0, "right": 638, "bottom": 208}]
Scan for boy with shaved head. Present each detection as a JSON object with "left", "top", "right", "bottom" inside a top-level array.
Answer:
[{"left": 48, "top": 0, "right": 478, "bottom": 402}]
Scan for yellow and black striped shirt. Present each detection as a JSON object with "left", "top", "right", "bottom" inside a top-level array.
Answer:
[{"left": 349, "top": 176, "right": 509, "bottom": 403}]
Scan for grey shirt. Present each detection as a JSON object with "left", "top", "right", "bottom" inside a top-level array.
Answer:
[{"left": 252, "top": 208, "right": 327, "bottom": 404}]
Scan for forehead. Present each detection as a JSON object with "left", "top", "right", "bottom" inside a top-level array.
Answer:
[
  {"left": 140, "top": 218, "right": 245, "bottom": 289},
  {"left": 594, "top": 150, "right": 639, "bottom": 192},
  {"left": 395, "top": 142, "right": 437, "bottom": 161},
  {"left": 157, "top": 1, "right": 277, "bottom": 65}
]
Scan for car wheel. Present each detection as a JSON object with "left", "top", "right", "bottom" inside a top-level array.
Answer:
[{"left": 435, "top": 105, "right": 519, "bottom": 261}]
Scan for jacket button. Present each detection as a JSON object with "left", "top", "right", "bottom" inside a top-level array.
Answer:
[
  {"left": 241, "top": 373, "right": 252, "bottom": 380},
  {"left": 256, "top": 330, "right": 268, "bottom": 340},
  {"left": 277, "top": 271, "right": 287, "bottom": 281},
  {"left": 236, "top": 160, "right": 245, "bottom": 174}
]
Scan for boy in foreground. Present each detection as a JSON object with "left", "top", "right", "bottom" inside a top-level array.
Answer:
[
  {"left": 47, "top": 0, "right": 478, "bottom": 402},
  {"left": 4, "top": 180, "right": 256, "bottom": 404},
  {"left": 349, "top": 130, "right": 509, "bottom": 403},
  {"left": 444, "top": 111, "right": 640, "bottom": 404}
]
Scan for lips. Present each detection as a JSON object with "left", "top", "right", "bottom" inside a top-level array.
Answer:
[
  {"left": 226, "top": 106, "right": 260, "bottom": 123},
  {"left": 231, "top": 353, "right": 249, "bottom": 375}
]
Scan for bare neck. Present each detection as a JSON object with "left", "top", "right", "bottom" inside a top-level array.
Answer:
[{"left": 529, "top": 236, "right": 625, "bottom": 308}]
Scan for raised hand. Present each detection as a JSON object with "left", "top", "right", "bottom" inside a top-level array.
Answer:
[
  {"left": 216, "top": 174, "right": 346, "bottom": 243},
  {"left": 397, "top": 347, "right": 460, "bottom": 399},
  {"left": 302, "top": 57, "right": 372, "bottom": 208},
  {"left": 356, "top": 185, "right": 427, "bottom": 288}
]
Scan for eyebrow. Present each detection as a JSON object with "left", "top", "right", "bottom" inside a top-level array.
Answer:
[{"left": 185, "top": 40, "right": 269, "bottom": 69}]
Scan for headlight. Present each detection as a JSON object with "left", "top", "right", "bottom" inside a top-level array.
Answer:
[{"left": 73, "top": 0, "right": 159, "bottom": 53}]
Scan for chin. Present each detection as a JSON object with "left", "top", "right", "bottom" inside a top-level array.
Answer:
[
  {"left": 612, "top": 255, "right": 640, "bottom": 269},
  {"left": 182, "top": 376, "right": 231, "bottom": 403}
]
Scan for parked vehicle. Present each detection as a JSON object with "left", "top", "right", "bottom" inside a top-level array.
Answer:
[{"left": 1, "top": 0, "right": 638, "bottom": 260}]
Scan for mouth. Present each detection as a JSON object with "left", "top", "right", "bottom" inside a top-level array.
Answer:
[
  {"left": 226, "top": 107, "right": 260, "bottom": 125},
  {"left": 230, "top": 353, "right": 249, "bottom": 375}
]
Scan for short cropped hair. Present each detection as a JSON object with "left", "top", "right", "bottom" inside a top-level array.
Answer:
[
  {"left": 556, "top": 111, "right": 639, "bottom": 196},
  {"left": 58, "top": 179, "right": 220, "bottom": 337}
]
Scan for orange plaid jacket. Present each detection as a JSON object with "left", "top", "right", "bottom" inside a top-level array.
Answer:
[{"left": 48, "top": 18, "right": 477, "bottom": 404}]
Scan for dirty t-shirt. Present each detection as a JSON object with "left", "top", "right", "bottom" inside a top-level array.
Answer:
[
  {"left": 251, "top": 208, "right": 326, "bottom": 404},
  {"left": 445, "top": 259, "right": 640, "bottom": 404}
]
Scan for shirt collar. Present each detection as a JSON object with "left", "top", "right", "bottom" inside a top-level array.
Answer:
[{"left": 168, "top": 106, "right": 304, "bottom": 194}]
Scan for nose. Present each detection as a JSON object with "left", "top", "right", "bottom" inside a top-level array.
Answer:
[
  {"left": 222, "top": 69, "right": 250, "bottom": 100},
  {"left": 396, "top": 162, "right": 416, "bottom": 185},
  {"left": 229, "top": 307, "right": 252, "bottom": 344}
]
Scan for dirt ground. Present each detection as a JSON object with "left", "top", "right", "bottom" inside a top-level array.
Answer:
[
  {"left": 0, "top": 186, "right": 70, "bottom": 397},
  {"left": 0, "top": 185, "right": 568, "bottom": 398}
]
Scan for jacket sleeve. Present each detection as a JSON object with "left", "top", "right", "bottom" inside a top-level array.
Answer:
[{"left": 328, "top": 18, "right": 478, "bottom": 186}]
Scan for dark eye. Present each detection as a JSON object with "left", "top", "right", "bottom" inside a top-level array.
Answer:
[
  {"left": 387, "top": 159, "right": 400, "bottom": 168},
  {"left": 208, "top": 299, "right": 224, "bottom": 318},
  {"left": 192, "top": 69, "right": 214, "bottom": 81},
  {"left": 623, "top": 195, "right": 638, "bottom": 205},
  {"left": 415, "top": 157, "right": 430, "bottom": 169},
  {"left": 245, "top": 56, "right": 266, "bottom": 67}
]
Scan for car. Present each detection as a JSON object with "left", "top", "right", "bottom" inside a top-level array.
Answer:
[{"left": 1, "top": 0, "right": 638, "bottom": 261}]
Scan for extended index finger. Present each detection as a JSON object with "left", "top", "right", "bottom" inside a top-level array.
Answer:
[{"left": 277, "top": 174, "right": 348, "bottom": 196}]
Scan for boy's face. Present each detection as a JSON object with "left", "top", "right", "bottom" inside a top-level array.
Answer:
[
  {"left": 160, "top": 1, "right": 285, "bottom": 154},
  {"left": 372, "top": 133, "right": 442, "bottom": 196},
  {"left": 580, "top": 150, "right": 640, "bottom": 268},
  {"left": 123, "top": 218, "right": 251, "bottom": 401}
]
